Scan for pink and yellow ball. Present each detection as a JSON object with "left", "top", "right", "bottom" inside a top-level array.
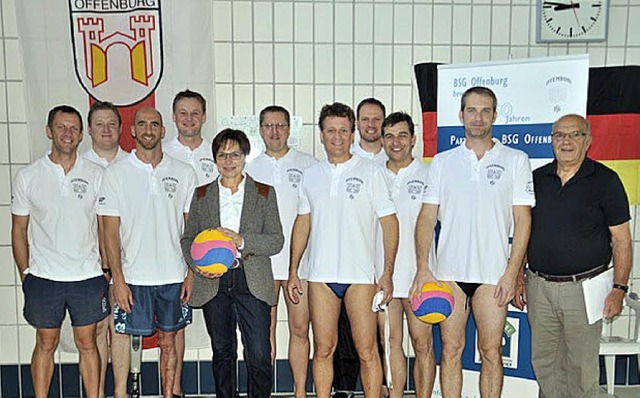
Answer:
[
  {"left": 410, "top": 282, "right": 455, "bottom": 324},
  {"left": 190, "top": 229, "right": 237, "bottom": 274}
]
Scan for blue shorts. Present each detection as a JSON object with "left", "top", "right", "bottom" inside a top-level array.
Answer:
[
  {"left": 23, "top": 274, "right": 109, "bottom": 328},
  {"left": 113, "top": 283, "right": 192, "bottom": 336}
]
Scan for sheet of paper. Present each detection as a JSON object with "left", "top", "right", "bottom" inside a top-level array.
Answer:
[{"left": 582, "top": 268, "right": 614, "bottom": 324}]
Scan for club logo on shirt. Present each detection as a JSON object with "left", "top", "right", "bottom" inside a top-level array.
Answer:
[
  {"left": 162, "top": 176, "right": 179, "bottom": 198},
  {"left": 486, "top": 164, "right": 505, "bottom": 186},
  {"left": 406, "top": 180, "right": 425, "bottom": 200},
  {"left": 526, "top": 181, "right": 534, "bottom": 195},
  {"left": 346, "top": 177, "right": 363, "bottom": 199},
  {"left": 287, "top": 168, "right": 304, "bottom": 188},
  {"left": 199, "top": 158, "right": 216, "bottom": 178},
  {"left": 71, "top": 178, "right": 89, "bottom": 199}
]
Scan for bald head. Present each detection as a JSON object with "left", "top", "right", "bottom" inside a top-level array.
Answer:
[
  {"left": 134, "top": 107, "right": 163, "bottom": 126},
  {"left": 552, "top": 114, "right": 589, "bottom": 134}
]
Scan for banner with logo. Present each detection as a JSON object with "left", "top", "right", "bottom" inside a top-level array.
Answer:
[
  {"left": 17, "top": 0, "right": 215, "bottom": 351},
  {"left": 436, "top": 55, "right": 589, "bottom": 166},
  {"left": 415, "top": 59, "right": 639, "bottom": 205},
  {"left": 17, "top": 0, "right": 216, "bottom": 158}
]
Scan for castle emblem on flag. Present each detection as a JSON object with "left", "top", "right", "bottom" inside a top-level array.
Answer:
[{"left": 69, "top": 1, "right": 163, "bottom": 106}]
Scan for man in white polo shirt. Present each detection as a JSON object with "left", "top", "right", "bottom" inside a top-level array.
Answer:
[
  {"left": 377, "top": 112, "right": 436, "bottom": 398},
  {"left": 335, "top": 97, "right": 389, "bottom": 398},
  {"left": 164, "top": 89, "right": 215, "bottom": 398},
  {"left": 164, "top": 89, "right": 217, "bottom": 185},
  {"left": 82, "top": 101, "right": 129, "bottom": 398},
  {"left": 352, "top": 97, "right": 388, "bottom": 165},
  {"left": 99, "top": 107, "right": 197, "bottom": 398},
  {"left": 413, "top": 86, "right": 534, "bottom": 397},
  {"left": 246, "top": 105, "right": 318, "bottom": 398},
  {"left": 287, "top": 102, "right": 399, "bottom": 398},
  {"left": 11, "top": 105, "right": 109, "bottom": 398}
]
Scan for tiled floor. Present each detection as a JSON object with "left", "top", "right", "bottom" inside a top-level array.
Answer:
[{"left": 177, "top": 387, "right": 640, "bottom": 397}]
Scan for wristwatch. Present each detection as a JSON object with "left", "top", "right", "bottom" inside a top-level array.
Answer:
[{"left": 613, "top": 283, "right": 629, "bottom": 293}]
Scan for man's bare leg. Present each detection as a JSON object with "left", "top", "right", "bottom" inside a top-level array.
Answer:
[
  {"left": 472, "top": 285, "right": 507, "bottom": 398},
  {"left": 308, "top": 282, "right": 341, "bottom": 398},
  {"left": 344, "top": 284, "right": 381, "bottom": 398},
  {"left": 378, "top": 298, "right": 406, "bottom": 398},
  {"left": 32, "top": 328, "right": 61, "bottom": 398},
  {"left": 157, "top": 330, "right": 178, "bottom": 398},
  {"left": 284, "top": 278, "right": 310, "bottom": 398},
  {"left": 108, "top": 285, "right": 130, "bottom": 398},
  {"left": 95, "top": 317, "right": 109, "bottom": 398},
  {"left": 402, "top": 299, "right": 435, "bottom": 398},
  {"left": 172, "top": 328, "right": 185, "bottom": 396},
  {"left": 439, "top": 282, "right": 471, "bottom": 397},
  {"left": 73, "top": 323, "right": 101, "bottom": 398}
]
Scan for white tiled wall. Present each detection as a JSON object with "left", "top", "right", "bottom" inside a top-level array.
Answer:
[{"left": 1, "top": 0, "right": 639, "bottom": 388}]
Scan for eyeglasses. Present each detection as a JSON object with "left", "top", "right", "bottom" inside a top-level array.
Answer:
[
  {"left": 551, "top": 131, "right": 588, "bottom": 141},
  {"left": 216, "top": 151, "right": 244, "bottom": 161},
  {"left": 261, "top": 123, "right": 289, "bottom": 131}
]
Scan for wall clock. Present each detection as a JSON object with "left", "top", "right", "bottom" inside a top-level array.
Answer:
[{"left": 537, "top": 1, "right": 609, "bottom": 43}]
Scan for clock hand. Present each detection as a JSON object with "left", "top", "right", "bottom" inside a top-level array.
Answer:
[
  {"left": 554, "top": 3, "right": 580, "bottom": 11},
  {"left": 543, "top": 1, "right": 570, "bottom": 6},
  {"left": 569, "top": 1, "right": 581, "bottom": 28}
]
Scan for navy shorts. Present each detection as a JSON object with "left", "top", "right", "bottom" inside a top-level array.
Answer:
[
  {"left": 113, "top": 283, "right": 192, "bottom": 336},
  {"left": 23, "top": 274, "right": 109, "bottom": 328}
]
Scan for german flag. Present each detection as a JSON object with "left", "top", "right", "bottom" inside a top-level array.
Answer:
[
  {"left": 414, "top": 63, "right": 440, "bottom": 160},
  {"left": 587, "top": 66, "right": 640, "bottom": 205},
  {"left": 414, "top": 63, "right": 640, "bottom": 204}
]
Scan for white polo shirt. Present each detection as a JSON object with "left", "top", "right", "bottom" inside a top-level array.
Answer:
[
  {"left": 11, "top": 155, "right": 104, "bottom": 282},
  {"left": 164, "top": 136, "right": 217, "bottom": 186},
  {"left": 422, "top": 139, "right": 535, "bottom": 285},
  {"left": 82, "top": 147, "right": 128, "bottom": 168},
  {"left": 299, "top": 156, "right": 396, "bottom": 284},
  {"left": 246, "top": 149, "right": 318, "bottom": 280},
  {"left": 376, "top": 159, "right": 436, "bottom": 298},
  {"left": 97, "top": 152, "right": 197, "bottom": 285},
  {"left": 352, "top": 143, "right": 388, "bottom": 165}
]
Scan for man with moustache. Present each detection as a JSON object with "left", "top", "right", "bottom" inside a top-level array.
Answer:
[
  {"left": 287, "top": 102, "right": 399, "bottom": 398},
  {"left": 246, "top": 105, "right": 318, "bottom": 398},
  {"left": 513, "top": 114, "right": 631, "bottom": 398},
  {"left": 82, "top": 101, "right": 129, "bottom": 398},
  {"left": 164, "top": 89, "right": 216, "bottom": 398},
  {"left": 12, "top": 105, "right": 108, "bottom": 398},
  {"left": 99, "top": 108, "right": 197, "bottom": 398},
  {"left": 413, "top": 86, "right": 534, "bottom": 397}
]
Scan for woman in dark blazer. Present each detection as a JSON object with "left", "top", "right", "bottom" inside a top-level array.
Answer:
[{"left": 181, "top": 128, "right": 284, "bottom": 398}]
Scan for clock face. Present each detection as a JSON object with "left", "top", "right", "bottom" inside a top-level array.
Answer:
[{"left": 538, "top": 1, "right": 608, "bottom": 42}]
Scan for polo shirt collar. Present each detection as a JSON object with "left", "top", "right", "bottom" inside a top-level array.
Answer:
[
  {"left": 128, "top": 150, "right": 167, "bottom": 171},
  {"left": 324, "top": 154, "right": 357, "bottom": 171},
  {"left": 44, "top": 151, "right": 83, "bottom": 173},
  {"left": 460, "top": 137, "right": 501, "bottom": 161},
  {"left": 545, "top": 157, "right": 595, "bottom": 179}
]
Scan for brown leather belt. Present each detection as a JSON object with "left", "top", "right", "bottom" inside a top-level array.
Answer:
[{"left": 530, "top": 263, "right": 609, "bottom": 283}]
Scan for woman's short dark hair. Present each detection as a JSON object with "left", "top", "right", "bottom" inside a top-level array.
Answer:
[{"left": 211, "top": 128, "right": 251, "bottom": 163}]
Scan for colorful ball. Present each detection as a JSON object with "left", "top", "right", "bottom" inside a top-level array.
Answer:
[
  {"left": 410, "top": 282, "right": 455, "bottom": 324},
  {"left": 190, "top": 229, "right": 237, "bottom": 274}
]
